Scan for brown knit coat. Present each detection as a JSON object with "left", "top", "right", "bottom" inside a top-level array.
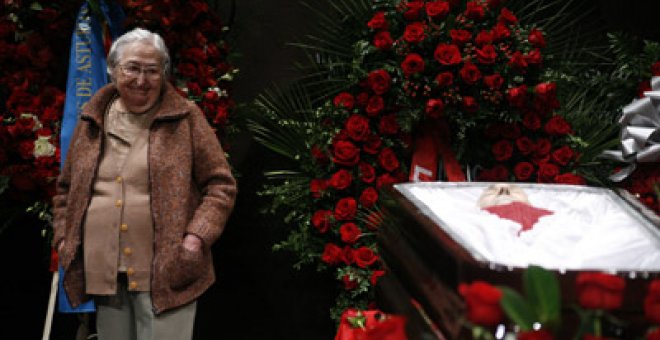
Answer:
[{"left": 52, "top": 83, "right": 237, "bottom": 314}]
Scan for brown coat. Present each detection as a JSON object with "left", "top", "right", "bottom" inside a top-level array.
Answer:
[{"left": 52, "top": 83, "right": 237, "bottom": 314}]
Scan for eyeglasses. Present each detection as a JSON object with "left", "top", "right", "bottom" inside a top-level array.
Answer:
[{"left": 117, "top": 63, "right": 162, "bottom": 80}]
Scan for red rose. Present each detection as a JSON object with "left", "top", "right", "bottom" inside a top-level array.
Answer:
[
  {"left": 450, "top": 29, "right": 472, "bottom": 46},
  {"left": 329, "top": 169, "right": 353, "bottom": 190},
  {"left": 356, "top": 92, "right": 370, "bottom": 107},
  {"left": 403, "top": 1, "right": 425, "bottom": 20},
  {"left": 425, "top": 98, "right": 445, "bottom": 118},
  {"left": 475, "top": 45, "right": 497, "bottom": 64},
  {"left": 434, "top": 43, "right": 462, "bottom": 65},
  {"left": 507, "top": 85, "right": 528, "bottom": 107},
  {"left": 554, "top": 173, "right": 586, "bottom": 185},
  {"left": 367, "top": 11, "right": 388, "bottom": 30},
  {"left": 370, "top": 270, "right": 386, "bottom": 286},
  {"left": 311, "top": 210, "right": 333, "bottom": 233},
  {"left": 366, "top": 95, "right": 385, "bottom": 116},
  {"left": 483, "top": 73, "right": 504, "bottom": 89},
  {"left": 514, "top": 162, "right": 535, "bottom": 181},
  {"left": 359, "top": 187, "right": 379, "bottom": 208},
  {"left": 334, "top": 92, "right": 355, "bottom": 110},
  {"left": 576, "top": 272, "right": 626, "bottom": 310},
  {"left": 311, "top": 144, "right": 329, "bottom": 164},
  {"left": 518, "top": 330, "right": 554, "bottom": 340},
  {"left": 535, "top": 138, "right": 552, "bottom": 156},
  {"left": 379, "top": 114, "right": 399, "bottom": 135},
  {"left": 465, "top": 1, "right": 485, "bottom": 21},
  {"left": 339, "top": 222, "right": 362, "bottom": 244},
  {"left": 363, "top": 134, "right": 382, "bottom": 155},
  {"left": 401, "top": 53, "right": 425, "bottom": 76},
  {"left": 342, "top": 274, "right": 358, "bottom": 290},
  {"left": 458, "top": 281, "right": 504, "bottom": 326},
  {"left": 475, "top": 30, "right": 494, "bottom": 46},
  {"left": 376, "top": 173, "right": 397, "bottom": 189},
  {"left": 378, "top": 147, "right": 400, "bottom": 172},
  {"left": 528, "top": 28, "right": 546, "bottom": 48},
  {"left": 321, "top": 243, "right": 344, "bottom": 265},
  {"left": 459, "top": 61, "right": 482, "bottom": 85},
  {"left": 373, "top": 31, "right": 393, "bottom": 50},
  {"left": 435, "top": 72, "right": 454, "bottom": 87},
  {"left": 644, "top": 279, "right": 660, "bottom": 324},
  {"left": 516, "top": 136, "right": 535, "bottom": 155},
  {"left": 535, "top": 82, "right": 557, "bottom": 104},
  {"left": 537, "top": 162, "right": 559, "bottom": 183},
  {"left": 426, "top": 1, "right": 450, "bottom": 19},
  {"left": 335, "top": 197, "right": 358, "bottom": 221},
  {"left": 551, "top": 145, "right": 575, "bottom": 166},
  {"left": 403, "top": 22, "right": 426, "bottom": 44},
  {"left": 508, "top": 51, "right": 528, "bottom": 71},
  {"left": 462, "top": 96, "right": 478, "bottom": 113},
  {"left": 333, "top": 140, "right": 361, "bottom": 166},
  {"left": 367, "top": 69, "right": 391, "bottom": 95},
  {"left": 310, "top": 179, "right": 328, "bottom": 198},
  {"left": 345, "top": 114, "right": 370, "bottom": 142},
  {"left": 354, "top": 247, "right": 378, "bottom": 268},
  {"left": 498, "top": 8, "right": 518, "bottom": 25},
  {"left": 522, "top": 112, "right": 542, "bottom": 130},
  {"left": 544, "top": 115, "right": 573, "bottom": 136},
  {"left": 492, "top": 22, "right": 511, "bottom": 41},
  {"left": 492, "top": 139, "right": 513, "bottom": 161},
  {"left": 359, "top": 162, "right": 376, "bottom": 183},
  {"left": 524, "top": 50, "right": 543, "bottom": 68}
]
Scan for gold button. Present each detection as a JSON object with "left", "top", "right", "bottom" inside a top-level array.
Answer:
[
  {"left": 115, "top": 176, "right": 122, "bottom": 183},
  {"left": 123, "top": 247, "right": 132, "bottom": 256},
  {"left": 126, "top": 267, "right": 135, "bottom": 276},
  {"left": 120, "top": 223, "right": 128, "bottom": 232},
  {"left": 129, "top": 281, "right": 138, "bottom": 290},
  {"left": 115, "top": 199, "right": 122, "bottom": 207}
]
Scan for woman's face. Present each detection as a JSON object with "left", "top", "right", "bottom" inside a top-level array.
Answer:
[{"left": 113, "top": 41, "right": 164, "bottom": 114}]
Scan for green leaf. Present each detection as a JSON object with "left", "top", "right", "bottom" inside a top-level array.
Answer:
[
  {"left": 524, "top": 265, "right": 562, "bottom": 329},
  {"left": 499, "top": 286, "right": 536, "bottom": 331}
]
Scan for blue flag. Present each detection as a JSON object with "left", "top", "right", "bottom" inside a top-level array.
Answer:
[{"left": 58, "top": 0, "right": 125, "bottom": 314}]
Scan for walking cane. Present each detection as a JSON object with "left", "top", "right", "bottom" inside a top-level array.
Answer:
[{"left": 42, "top": 269, "right": 59, "bottom": 340}]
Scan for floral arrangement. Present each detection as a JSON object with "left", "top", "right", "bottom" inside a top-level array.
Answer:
[
  {"left": 334, "top": 308, "right": 408, "bottom": 340},
  {"left": 265, "top": 0, "right": 587, "bottom": 321},
  {"left": 0, "top": 1, "right": 237, "bottom": 236},
  {"left": 458, "top": 266, "right": 660, "bottom": 339},
  {"left": 0, "top": 1, "right": 75, "bottom": 229}
]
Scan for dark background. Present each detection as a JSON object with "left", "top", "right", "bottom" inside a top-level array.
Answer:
[{"left": 2, "top": 1, "right": 660, "bottom": 339}]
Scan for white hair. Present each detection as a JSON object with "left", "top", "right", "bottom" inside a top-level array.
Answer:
[{"left": 106, "top": 27, "right": 170, "bottom": 79}]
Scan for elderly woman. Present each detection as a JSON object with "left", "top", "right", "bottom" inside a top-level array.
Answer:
[{"left": 52, "top": 27, "right": 237, "bottom": 340}]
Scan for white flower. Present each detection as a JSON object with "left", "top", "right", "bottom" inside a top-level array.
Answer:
[{"left": 33, "top": 135, "right": 56, "bottom": 158}]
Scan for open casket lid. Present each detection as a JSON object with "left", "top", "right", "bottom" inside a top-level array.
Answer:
[{"left": 393, "top": 182, "right": 660, "bottom": 275}]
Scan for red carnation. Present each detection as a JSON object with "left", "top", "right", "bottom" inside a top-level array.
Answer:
[{"left": 576, "top": 272, "right": 626, "bottom": 311}]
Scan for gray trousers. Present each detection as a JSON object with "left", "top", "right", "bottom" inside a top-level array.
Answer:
[{"left": 95, "top": 276, "right": 196, "bottom": 340}]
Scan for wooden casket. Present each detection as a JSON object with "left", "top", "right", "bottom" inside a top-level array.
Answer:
[{"left": 375, "top": 182, "right": 660, "bottom": 339}]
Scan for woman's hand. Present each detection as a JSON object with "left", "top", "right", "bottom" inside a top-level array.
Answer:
[{"left": 182, "top": 234, "right": 203, "bottom": 252}]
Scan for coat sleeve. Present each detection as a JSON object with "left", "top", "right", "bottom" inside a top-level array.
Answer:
[
  {"left": 185, "top": 106, "right": 237, "bottom": 247},
  {"left": 52, "top": 120, "right": 84, "bottom": 249}
]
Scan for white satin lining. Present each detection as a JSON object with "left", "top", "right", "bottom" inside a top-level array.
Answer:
[{"left": 399, "top": 183, "right": 660, "bottom": 272}]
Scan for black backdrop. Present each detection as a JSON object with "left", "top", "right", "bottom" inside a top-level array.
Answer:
[{"left": 2, "top": 1, "right": 660, "bottom": 339}]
